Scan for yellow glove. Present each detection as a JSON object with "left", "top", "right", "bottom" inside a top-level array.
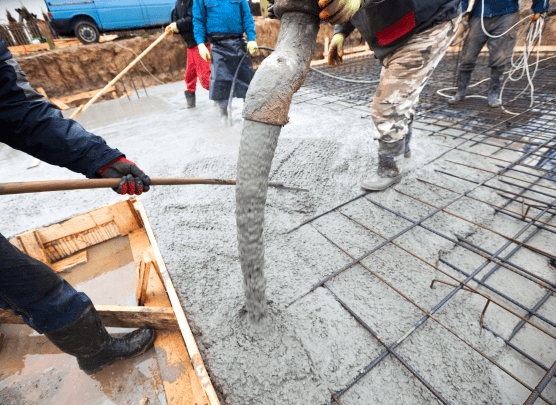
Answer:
[
  {"left": 247, "top": 41, "right": 258, "bottom": 55},
  {"left": 532, "top": 12, "right": 546, "bottom": 22},
  {"left": 319, "top": 0, "right": 361, "bottom": 25},
  {"left": 328, "top": 33, "right": 345, "bottom": 67},
  {"left": 199, "top": 43, "right": 211, "bottom": 62},
  {"left": 168, "top": 22, "right": 179, "bottom": 34}
]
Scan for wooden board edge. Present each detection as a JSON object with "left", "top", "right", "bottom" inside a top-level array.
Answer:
[
  {"left": 0, "top": 305, "right": 178, "bottom": 330},
  {"left": 133, "top": 198, "right": 221, "bottom": 405}
]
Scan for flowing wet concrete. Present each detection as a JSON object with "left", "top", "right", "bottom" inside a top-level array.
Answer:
[{"left": 1, "top": 82, "right": 555, "bottom": 404}]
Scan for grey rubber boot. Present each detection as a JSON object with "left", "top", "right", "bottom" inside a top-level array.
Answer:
[
  {"left": 488, "top": 67, "right": 504, "bottom": 108},
  {"left": 448, "top": 71, "right": 472, "bottom": 104},
  {"left": 184, "top": 91, "right": 195, "bottom": 108},
  {"left": 361, "top": 139, "right": 405, "bottom": 191},
  {"left": 45, "top": 305, "right": 156, "bottom": 375},
  {"left": 404, "top": 128, "right": 412, "bottom": 158}
]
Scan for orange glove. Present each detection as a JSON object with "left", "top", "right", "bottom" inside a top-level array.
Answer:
[
  {"left": 532, "top": 12, "right": 546, "bottom": 22},
  {"left": 328, "top": 33, "right": 345, "bottom": 67}
]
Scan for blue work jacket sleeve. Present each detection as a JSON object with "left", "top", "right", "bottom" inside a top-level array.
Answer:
[
  {"left": 531, "top": 0, "right": 550, "bottom": 13},
  {"left": 193, "top": 0, "right": 208, "bottom": 45},
  {"left": 0, "top": 36, "right": 122, "bottom": 178},
  {"left": 241, "top": 0, "right": 257, "bottom": 41}
]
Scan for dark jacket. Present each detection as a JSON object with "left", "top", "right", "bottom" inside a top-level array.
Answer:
[
  {"left": 0, "top": 35, "right": 122, "bottom": 179},
  {"left": 335, "top": 0, "right": 462, "bottom": 61},
  {"left": 172, "top": 0, "right": 197, "bottom": 48},
  {"left": 463, "top": 0, "right": 549, "bottom": 18}
]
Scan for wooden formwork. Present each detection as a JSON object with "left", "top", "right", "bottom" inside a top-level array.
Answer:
[{"left": 0, "top": 198, "right": 219, "bottom": 405}]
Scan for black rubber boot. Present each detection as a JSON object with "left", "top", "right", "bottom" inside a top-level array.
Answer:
[
  {"left": 361, "top": 139, "right": 405, "bottom": 191},
  {"left": 184, "top": 91, "right": 196, "bottom": 108},
  {"left": 45, "top": 305, "right": 156, "bottom": 375},
  {"left": 404, "top": 127, "right": 412, "bottom": 158},
  {"left": 448, "top": 71, "right": 472, "bottom": 104},
  {"left": 488, "top": 68, "right": 504, "bottom": 108}
]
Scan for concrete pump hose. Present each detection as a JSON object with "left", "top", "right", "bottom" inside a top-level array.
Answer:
[{"left": 235, "top": 11, "right": 320, "bottom": 325}]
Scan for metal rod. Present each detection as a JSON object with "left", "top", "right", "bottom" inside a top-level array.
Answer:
[
  {"left": 112, "top": 59, "right": 131, "bottom": 101},
  {"left": 122, "top": 54, "right": 140, "bottom": 99},
  {"left": 523, "top": 360, "right": 556, "bottom": 405},
  {"left": 508, "top": 291, "right": 553, "bottom": 342}
]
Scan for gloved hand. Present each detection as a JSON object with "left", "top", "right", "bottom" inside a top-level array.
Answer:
[
  {"left": 319, "top": 0, "right": 361, "bottom": 25},
  {"left": 328, "top": 33, "right": 345, "bottom": 67},
  {"left": 247, "top": 41, "right": 258, "bottom": 55},
  {"left": 168, "top": 22, "right": 179, "bottom": 34},
  {"left": 98, "top": 157, "right": 151, "bottom": 195},
  {"left": 532, "top": 12, "right": 546, "bottom": 22},
  {"left": 198, "top": 43, "right": 211, "bottom": 62}
]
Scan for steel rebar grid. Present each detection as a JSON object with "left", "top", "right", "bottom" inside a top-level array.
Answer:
[{"left": 310, "top": 219, "right": 555, "bottom": 405}]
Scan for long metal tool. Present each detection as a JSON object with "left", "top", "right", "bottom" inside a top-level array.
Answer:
[{"left": 0, "top": 178, "right": 309, "bottom": 196}]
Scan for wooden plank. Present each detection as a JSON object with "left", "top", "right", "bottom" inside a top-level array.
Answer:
[
  {"left": 17, "top": 231, "right": 49, "bottom": 264},
  {"left": 136, "top": 259, "right": 147, "bottom": 305},
  {"left": 109, "top": 200, "right": 141, "bottom": 236},
  {"left": 129, "top": 228, "right": 151, "bottom": 264},
  {"left": 139, "top": 261, "right": 152, "bottom": 306},
  {"left": 57, "top": 86, "right": 117, "bottom": 104},
  {"left": 36, "top": 206, "right": 114, "bottom": 244},
  {"left": 8, "top": 43, "right": 50, "bottom": 54},
  {"left": 50, "top": 98, "right": 70, "bottom": 110},
  {"left": 37, "top": 87, "right": 49, "bottom": 100},
  {"left": 8, "top": 237, "right": 24, "bottom": 252},
  {"left": 50, "top": 251, "right": 87, "bottom": 273},
  {"left": 0, "top": 305, "right": 178, "bottom": 329},
  {"left": 99, "top": 34, "right": 119, "bottom": 43},
  {"left": 144, "top": 251, "right": 208, "bottom": 405},
  {"left": 133, "top": 199, "right": 220, "bottom": 405}
]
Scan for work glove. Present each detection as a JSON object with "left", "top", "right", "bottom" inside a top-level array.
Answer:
[
  {"left": 328, "top": 33, "right": 345, "bottom": 67},
  {"left": 319, "top": 0, "right": 361, "bottom": 25},
  {"left": 168, "top": 22, "right": 179, "bottom": 34},
  {"left": 532, "top": 12, "right": 546, "bottom": 22},
  {"left": 198, "top": 43, "right": 211, "bottom": 62},
  {"left": 247, "top": 41, "right": 258, "bottom": 55},
  {"left": 98, "top": 157, "right": 151, "bottom": 195}
]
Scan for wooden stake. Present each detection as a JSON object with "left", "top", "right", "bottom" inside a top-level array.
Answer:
[{"left": 69, "top": 28, "right": 172, "bottom": 120}]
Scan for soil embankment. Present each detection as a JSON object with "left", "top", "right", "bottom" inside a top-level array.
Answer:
[{"left": 15, "top": 19, "right": 334, "bottom": 107}]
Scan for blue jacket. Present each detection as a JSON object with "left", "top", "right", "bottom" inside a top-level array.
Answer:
[
  {"left": 192, "top": 0, "right": 256, "bottom": 45},
  {"left": 0, "top": 35, "right": 122, "bottom": 179},
  {"left": 463, "top": 0, "right": 549, "bottom": 18}
]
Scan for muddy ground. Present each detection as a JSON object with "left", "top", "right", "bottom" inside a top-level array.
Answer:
[{"left": 1, "top": 79, "right": 555, "bottom": 405}]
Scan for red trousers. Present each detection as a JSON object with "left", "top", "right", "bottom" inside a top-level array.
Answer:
[{"left": 185, "top": 44, "right": 211, "bottom": 92}]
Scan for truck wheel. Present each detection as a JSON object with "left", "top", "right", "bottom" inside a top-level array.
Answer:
[{"left": 74, "top": 20, "right": 99, "bottom": 44}]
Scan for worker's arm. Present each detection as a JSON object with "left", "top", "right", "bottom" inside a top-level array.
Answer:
[
  {"left": 531, "top": 0, "right": 550, "bottom": 14},
  {"left": 192, "top": 0, "right": 208, "bottom": 46},
  {"left": 241, "top": 0, "right": 257, "bottom": 42},
  {"left": 0, "top": 36, "right": 150, "bottom": 195}
]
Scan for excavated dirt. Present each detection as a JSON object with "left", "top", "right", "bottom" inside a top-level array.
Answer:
[{"left": 1, "top": 80, "right": 555, "bottom": 404}]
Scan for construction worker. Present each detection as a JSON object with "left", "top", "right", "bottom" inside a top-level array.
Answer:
[
  {"left": 448, "top": 0, "right": 549, "bottom": 107},
  {"left": 0, "top": 35, "right": 156, "bottom": 375},
  {"left": 192, "top": 0, "right": 259, "bottom": 121},
  {"left": 326, "top": 0, "right": 462, "bottom": 191},
  {"left": 169, "top": 0, "right": 212, "bottom": 108}
]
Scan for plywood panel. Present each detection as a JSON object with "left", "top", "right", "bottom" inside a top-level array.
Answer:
[
  {"left": 50, "top": 251, "right": 88, "bottom": 273},
  {"left": 17, "top": 231, "right": 49, "bottom": 264}
]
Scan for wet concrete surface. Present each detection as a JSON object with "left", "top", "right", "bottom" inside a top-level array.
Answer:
[{"left": 1, "top": 82, "right": 556, "bottom": 404}]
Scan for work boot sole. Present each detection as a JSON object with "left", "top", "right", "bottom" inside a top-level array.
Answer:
[
  {"left": 79, "top": 330, "right": 157, "bottom": 375},
  {"left": 360, "top": 175, "right": 402, "bottom": 191}
]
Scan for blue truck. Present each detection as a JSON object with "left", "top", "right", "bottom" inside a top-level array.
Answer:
[{"left": 46, "top": 0, "right": 176, "bottom": 44}]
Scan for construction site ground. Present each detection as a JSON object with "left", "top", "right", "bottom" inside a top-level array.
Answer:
[{"left": 1, "top": 51, "right": 556, "bottom": 405}]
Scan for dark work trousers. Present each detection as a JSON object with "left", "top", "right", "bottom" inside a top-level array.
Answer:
[
  {"left": 458, "top": 12, "right": 519, "bottom": 75},
  {"left": 0, "top": 233, "right": 92, "bottom": 334}
]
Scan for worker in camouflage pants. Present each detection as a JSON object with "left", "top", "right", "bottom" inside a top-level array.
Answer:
[{"left": 327, "top": 0, "right": 462, "bottom": 191}]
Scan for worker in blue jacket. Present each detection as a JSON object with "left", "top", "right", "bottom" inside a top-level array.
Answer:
[
  {"left": 192, "top": 0, "right": 258, "bottom": 121},
  {"left": 0, "top": 34, "right": 156, "bottom": 375},
  {"left": 449, "top": 0, "right": 549, "bottom": 107}
]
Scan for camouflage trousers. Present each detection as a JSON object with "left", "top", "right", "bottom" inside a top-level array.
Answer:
[{"left": 372, "top": 16, "right": 461, "bottom": 142}]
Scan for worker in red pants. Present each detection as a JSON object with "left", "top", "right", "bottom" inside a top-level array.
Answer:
[{"left": 170, "top": 0, "right": 211, "bottom": 108}]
